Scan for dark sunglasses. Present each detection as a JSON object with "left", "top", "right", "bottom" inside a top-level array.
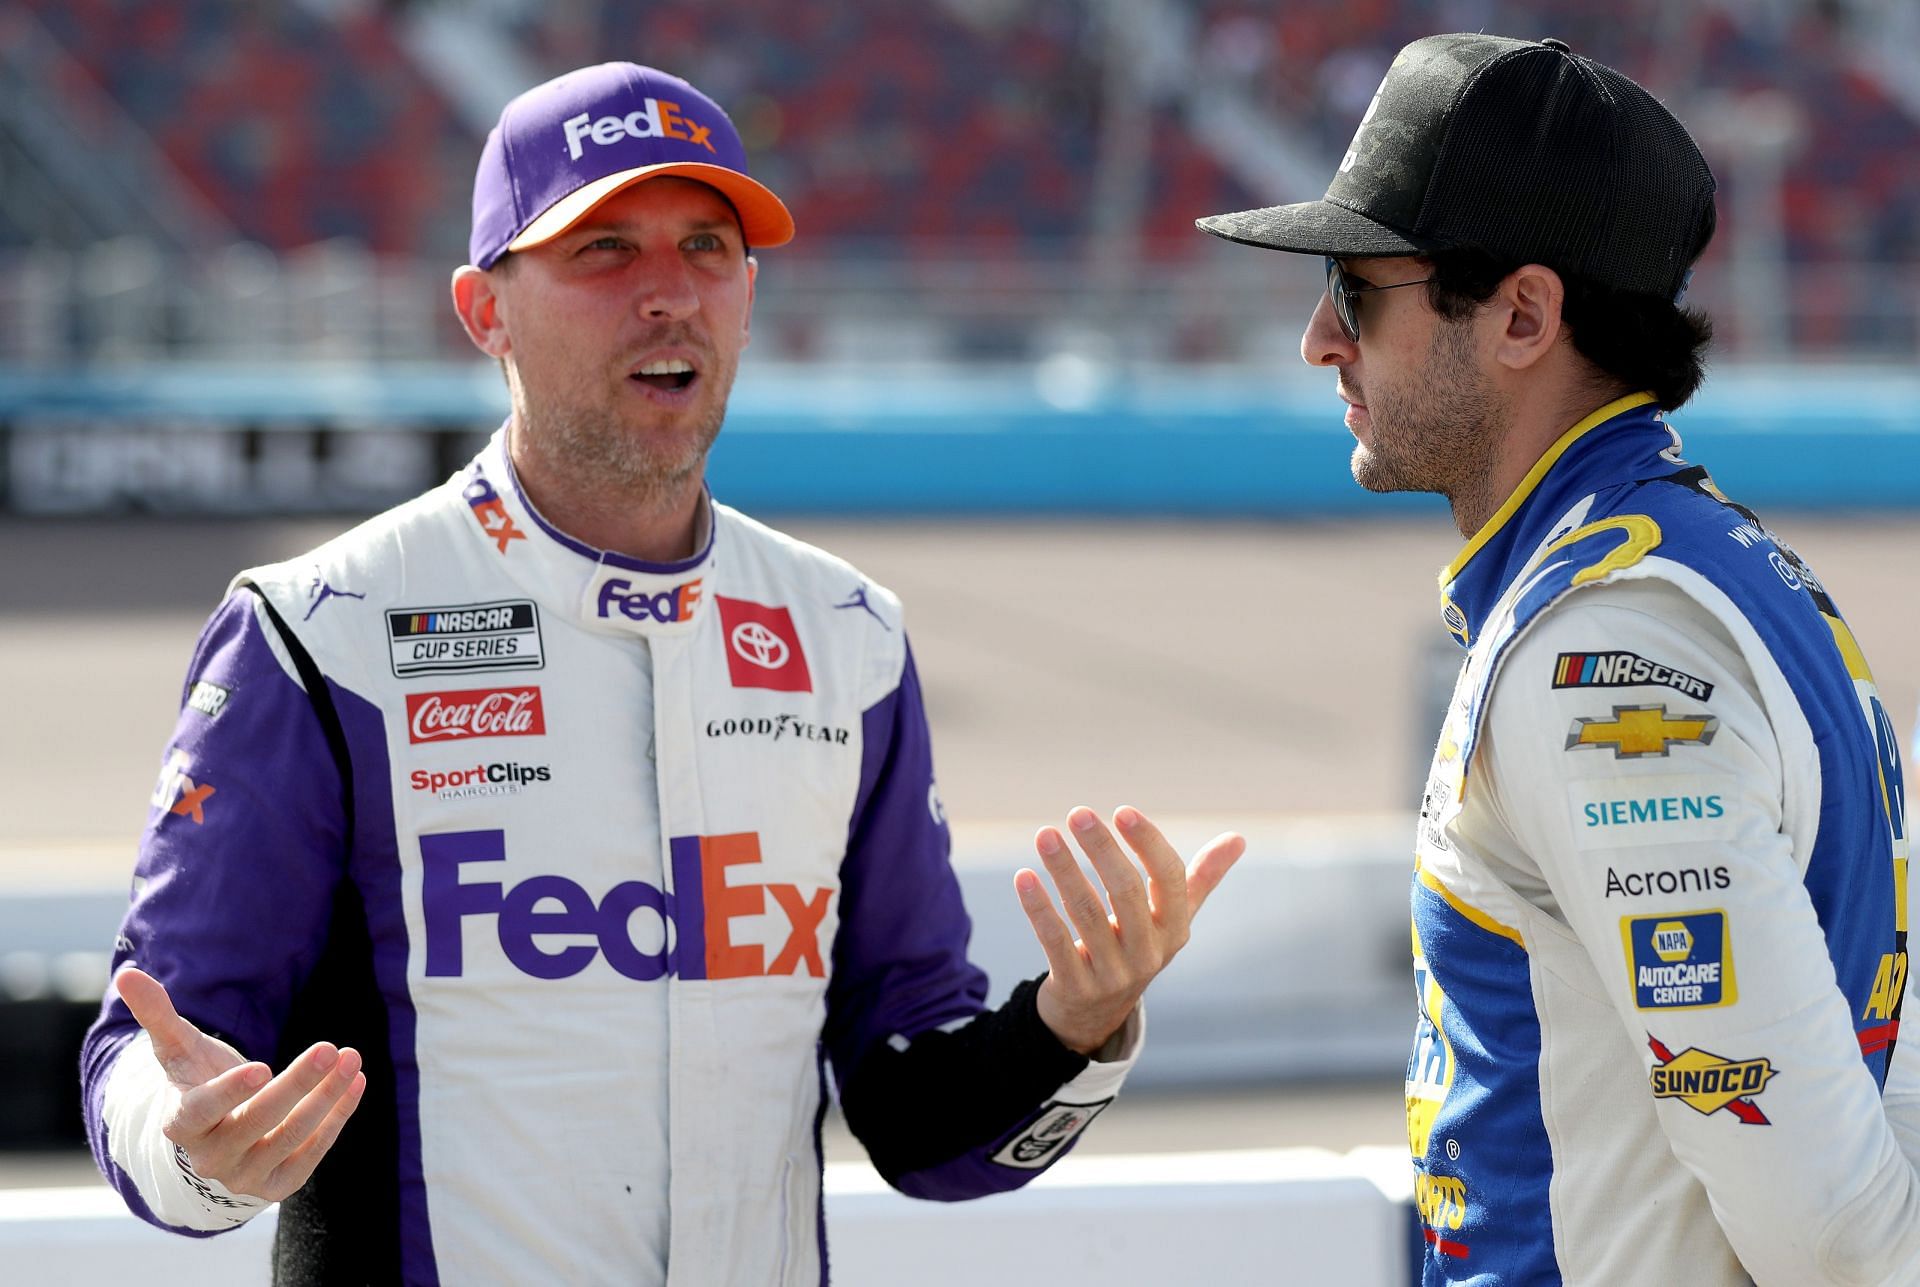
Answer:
[{"left": 1324, "top": 256, "right": 1435, "bottom": 343}]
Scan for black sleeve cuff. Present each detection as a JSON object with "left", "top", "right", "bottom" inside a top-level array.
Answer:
[{"left": 839, "top": 974, "right": 1088, "bottom": 1182}]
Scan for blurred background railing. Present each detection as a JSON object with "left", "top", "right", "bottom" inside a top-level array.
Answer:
[{"left": 4, "top": 244, "right": 1920, "bottom": 369}]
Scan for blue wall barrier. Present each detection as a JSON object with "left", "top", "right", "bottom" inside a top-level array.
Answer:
[{"left": 3, "top": 364, "right": 1915, "bottom": 514}]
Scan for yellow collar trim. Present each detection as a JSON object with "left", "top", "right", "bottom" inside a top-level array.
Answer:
[{"left": 1439, "top": 391, "right": 1658, "bottom": 588}]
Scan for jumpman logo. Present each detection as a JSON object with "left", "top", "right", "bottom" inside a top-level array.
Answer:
[
  {"left": 305, "top": 570, "right": 367, "bottom": 621},
  {"left": 833, "top": 585, "right": 890, "bottom": 631}
]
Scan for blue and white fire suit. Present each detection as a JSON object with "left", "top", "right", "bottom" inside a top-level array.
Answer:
[
  {"left": 80, "top": 432, "right": 1137, "bottom": 1286},
  {"left": 1408, "top": 393, "right": 1917, "bottom": 1284}
]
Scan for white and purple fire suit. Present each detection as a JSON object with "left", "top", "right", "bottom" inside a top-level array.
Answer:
[{"left": 81, "top": 432, "right": 1137, "bottom": 1285}]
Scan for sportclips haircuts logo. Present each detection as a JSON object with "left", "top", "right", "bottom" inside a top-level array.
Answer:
[
  {"left": 410, "top": 762, "right": 551, "bottom": 800},
  {"left": 422, "top": 830, "right": 832, "bottom": 982},
  {"left": 407, "top": 687, "right": 546, "bottom": 743}
]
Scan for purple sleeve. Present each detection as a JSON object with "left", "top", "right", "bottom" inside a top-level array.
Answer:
[
  {"left": 826, "top": 643, "right": 1089, "bottom": 1201},
  {"left": 79, "top": 591, "right": 349, "bottom": 1230},
  {"left": 826, "top": 642, "right": 986, "bottom": 1071}
]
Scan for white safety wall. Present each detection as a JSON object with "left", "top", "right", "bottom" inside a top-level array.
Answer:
[{"left": 4, "top": 1149, "right": 1416, "bottom": 1287}]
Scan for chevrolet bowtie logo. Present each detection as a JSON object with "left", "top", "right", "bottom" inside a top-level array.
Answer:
[{"left": 1566, "top": 704, "right": 1718, "bottom": 758}]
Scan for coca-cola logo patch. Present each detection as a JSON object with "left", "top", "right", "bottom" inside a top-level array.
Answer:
[{"left": 406, "top": 686, "right": 547, "bottom": 744}]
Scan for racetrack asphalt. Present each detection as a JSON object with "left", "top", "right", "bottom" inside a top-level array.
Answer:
[{"left": 5, "top": 511, "right": 1914, "bottom": 856}]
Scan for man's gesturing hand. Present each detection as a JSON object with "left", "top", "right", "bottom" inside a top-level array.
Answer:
[
  {"left": 115, "top": 966, "right": 366, "bottom": 1203},
  {"left": 1016, "top": 806, "right": 1245, "bottom": 1056}
]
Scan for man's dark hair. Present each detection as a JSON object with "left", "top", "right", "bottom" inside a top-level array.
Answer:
[{"left": 1423, "top": 249, "right": 1714, "bottom": 411}]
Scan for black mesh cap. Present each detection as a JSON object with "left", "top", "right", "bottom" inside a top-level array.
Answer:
[{"left": 1196, "top": 34, "right": 1718, "bottom": 300}]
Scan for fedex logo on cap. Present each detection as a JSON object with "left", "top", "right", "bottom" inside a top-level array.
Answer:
[
  {"left": 422, "top": 829, "right": 832, "bottom": 982},
  {"left": 564, "top": 100, "right": 716, "bottom": 160}
]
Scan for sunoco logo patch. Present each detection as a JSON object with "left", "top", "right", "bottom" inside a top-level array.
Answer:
[{"left": 1648, "top": 1035, "right": 1774, "bottom": 1124}]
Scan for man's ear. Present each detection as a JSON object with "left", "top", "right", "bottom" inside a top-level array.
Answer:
[
  {"left": 740, "top": 254, "right": 758, "bottom": 351},
  {"left": 1490, "top": 263, "right": 1565, "bottom": 372},
  {"left": 451, "top": 265, "right": 512, "bottom": 358}
]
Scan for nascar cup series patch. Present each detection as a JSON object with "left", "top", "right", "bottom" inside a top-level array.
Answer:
[
  {"left": 388, "top": 600, "right": 544, "bottom": 677},
  {"left": 1620, "top": 910, "right": 1735, "bottom": 1010}
]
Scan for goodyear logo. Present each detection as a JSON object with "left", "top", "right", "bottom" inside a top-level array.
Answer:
[
  {"left": 1647, "top": 1035, "right": 1773, "bottom": 1124},
  {"left": 1568, "top": 704, "right": 1717, "bottom": 758},
  {"left": 1621, "top": 910, "right": 1734, "bottom": 1010}
]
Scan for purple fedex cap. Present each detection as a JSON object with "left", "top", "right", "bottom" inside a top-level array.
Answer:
[{"left": 469, "top": 62, "right": 794, "bottom": 268}]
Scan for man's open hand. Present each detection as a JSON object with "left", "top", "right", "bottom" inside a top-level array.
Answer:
[
  {"left": 1016, "top": 806, "right": 1245, "bottom": 1056},
  {"left": 115, "top": 966, "right": 366, "bottom": 1203}
]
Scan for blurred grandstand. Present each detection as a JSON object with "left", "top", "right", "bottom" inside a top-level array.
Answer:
[{"left": 2, "top": 0, "right": 1917, "bottom": 380}]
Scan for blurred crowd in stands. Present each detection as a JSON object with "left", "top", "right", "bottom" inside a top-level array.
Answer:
[{"left": 8, "top": 0, "right": 1918, "bottom": 357}]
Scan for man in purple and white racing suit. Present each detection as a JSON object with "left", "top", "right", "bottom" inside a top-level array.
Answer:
[{"left": 80, "top": 62, "right": 1244, "bottom": 1285}]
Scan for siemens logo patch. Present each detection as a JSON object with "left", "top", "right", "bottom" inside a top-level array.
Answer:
[
  {"left": 388, "top": 600, "right": 544, "bottom": 676},
  {"left": 1553, "top": 651, "right": 1715, "bottom": 701},
  {"left": 1568, "top": 774, "right": 1737, "bottom": 850},
  {"left": 1585, "top": 795, "right": 1724, "bottom": 827},
  {"left": 1621, "top": 910, "right": 1735, "bottom": 1010}
]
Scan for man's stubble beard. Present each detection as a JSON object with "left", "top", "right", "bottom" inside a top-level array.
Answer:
[
  {"left": 512, "top": 360, "right": 734, "bottom": 511},
  {"left": 1350, "top": 316, "right": 1508, "bottom": 526}
]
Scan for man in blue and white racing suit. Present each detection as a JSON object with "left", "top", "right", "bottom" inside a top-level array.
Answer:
[
  {"left": 1199, "top": 33, "right": 1916, "bottom": 1285},
  {"left": 79, "top": 62, "right": 1243, "bottom": 1285}
]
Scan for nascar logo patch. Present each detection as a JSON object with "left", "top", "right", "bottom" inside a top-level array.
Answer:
[{"left": 1553, "top": 650, "right": 1715, "bottom": 701}]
